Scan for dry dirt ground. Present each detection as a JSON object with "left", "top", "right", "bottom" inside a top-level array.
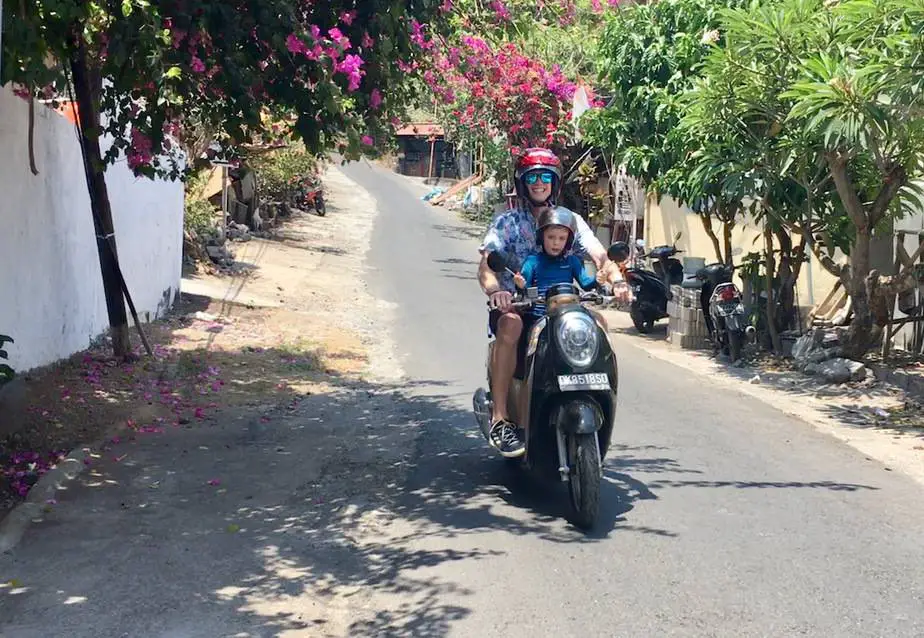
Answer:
[{"left": 0, "top": 165, "right": 402, "bottom": 519}]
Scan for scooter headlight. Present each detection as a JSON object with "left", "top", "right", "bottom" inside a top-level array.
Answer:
[{"left": 555, "top": 313, "right": 599, "bottom": 368}]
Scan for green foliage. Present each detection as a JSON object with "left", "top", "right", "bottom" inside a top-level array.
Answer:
[
  {"left": 0, "top": 334, "right": 15, "bottom": 386},
  {"left": 184, "top": 197, "right": 218, "bottom": 237},
  {"left": 583, "top": 0, "right": 741, "bottom": 186},
  {"left": 250, "top": 147, "right": 320, "bottom": 204},
  {"left": 183, "top": 169, "right": 218, "bottom": 236},
  {"left": 588, "top": 0, "right": 924, "bottom": 356}
]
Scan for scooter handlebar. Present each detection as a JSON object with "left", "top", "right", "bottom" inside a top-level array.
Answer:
[{"left": 485, "top": 296, "right": 535, "bottom": 311}]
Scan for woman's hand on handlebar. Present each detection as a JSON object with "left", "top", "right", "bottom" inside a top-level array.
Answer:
[{"left": 488, "top": 290, "right": 514, "bottom": 312}]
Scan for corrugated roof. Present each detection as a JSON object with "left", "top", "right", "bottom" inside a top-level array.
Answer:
[{"left": 395, "top": 123, "right": 445, "bottom": 137}]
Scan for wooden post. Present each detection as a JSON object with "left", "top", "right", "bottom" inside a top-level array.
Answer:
[
  {"left": 917, "top": 234, "right": 924, "bottom": 355},
  {"left": 882, "top": 233, "right": 903, "bottom": 361},
  {"left": 427, "top": 135, "right": 436, "bottom": 185}
]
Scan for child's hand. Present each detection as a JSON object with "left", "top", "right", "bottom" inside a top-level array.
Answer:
[{"left": 513, "top": 272, "right": 526, "bottom": 289}]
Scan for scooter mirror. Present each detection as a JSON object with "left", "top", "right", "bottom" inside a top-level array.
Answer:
[
  {"left": 486, "top": 251, "right": 509, "bottom": 274},
  {"left": 673, "top": 231, "right": 683, "bottom": 243},
  {"left": 607, "top": 241, "right": 630, "bottom": 263}
]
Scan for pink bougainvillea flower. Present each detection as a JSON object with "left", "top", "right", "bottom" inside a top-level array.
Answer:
[
  {"left": 207, "top": 479, "right": 221, "bottom": 486},
  {"left": 328, "top": 27, "right": 351, "bottom": 50},
  {"left": 362, "top": 32, "right": 375, "bottom": 49},
  {"left": 362, "top": 135, "right": 375, "bottom": 146},
  {"left": 490, "top": 0, "right": 512, "bottom": 20},
  {"left": 340, "top": 10, "right": 357, "bottom": 25},
  {"left": 370, "top": 88, "right": 383, "bottom": 109},
  {"left": 191, "top": 56, "right": 206, "bottom": 73},
  {"left": 285, "top": 34, "right": 306, "bottom": 55}
]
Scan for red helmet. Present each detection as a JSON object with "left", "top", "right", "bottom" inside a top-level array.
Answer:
[{"left": 514, "top": 148, "right": 563, "bottom": 204}]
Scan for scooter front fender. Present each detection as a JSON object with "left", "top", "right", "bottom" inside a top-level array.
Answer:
[{"left": 554, "top": 398, "right": 604, "bottom": 435}]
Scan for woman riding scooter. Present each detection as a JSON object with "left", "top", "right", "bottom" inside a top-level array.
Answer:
[{"left": 477, "top": 148, "right": 628, "bottom": 457}]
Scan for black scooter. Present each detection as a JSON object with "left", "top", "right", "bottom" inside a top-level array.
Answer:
[
  {"left": 695, "top": 263, "right": 754, "bottom": 362},
  {"left": 473, "top": 251, "right": 619, "bottom": 529},
  {"left": 614, "top": 232, "right": 684, "bottom": 333}
]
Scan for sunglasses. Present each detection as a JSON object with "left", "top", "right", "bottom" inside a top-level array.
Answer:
[{"left": 524, "top": 172, "right": 554, "bottom": 185}]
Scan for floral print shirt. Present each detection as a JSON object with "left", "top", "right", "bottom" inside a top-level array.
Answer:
[{"left": 479, "top": 205, "right": 600, "bottom": 294}]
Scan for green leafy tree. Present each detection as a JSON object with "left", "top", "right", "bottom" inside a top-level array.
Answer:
[
  {"left": 782, "top": 0, "right": 924, "bottom": 358},
  {"left": 679, "top": 0, "right": 831, "bottom": 349},
  {"left": 583, "top": 0, "right": 745, "bottom": 264}
]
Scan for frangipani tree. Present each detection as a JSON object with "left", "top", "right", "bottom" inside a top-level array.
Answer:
[{"left": 782, "top": 0, "right": 924, "bottom": 358}]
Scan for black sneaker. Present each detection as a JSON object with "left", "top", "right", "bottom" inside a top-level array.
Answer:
[{"left": 489, "top": 419, "right": 525, "bottom": 458}]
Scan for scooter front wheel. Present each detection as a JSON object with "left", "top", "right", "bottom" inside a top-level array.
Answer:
[
  {"left": 567, "top": 433, "right": 601, "bottom": 530},
  {"left": 630, "top": 306, "right": 652, "bottom": 333}
]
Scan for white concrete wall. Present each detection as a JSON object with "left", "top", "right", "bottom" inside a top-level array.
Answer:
[{"left": 0, "top": 87, "right": 184, "bottom": 372}]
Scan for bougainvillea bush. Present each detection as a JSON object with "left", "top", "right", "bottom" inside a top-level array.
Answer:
[
  {"left": 407, "top": 0, "right": 618, "bottom": 180},
  {"left": 2, "top": 0, "right": 447, "bottom": 177}
]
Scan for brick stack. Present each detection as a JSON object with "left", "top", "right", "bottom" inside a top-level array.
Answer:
[{"left": 667, "top": 285, "right": 709, "bottom": 350}]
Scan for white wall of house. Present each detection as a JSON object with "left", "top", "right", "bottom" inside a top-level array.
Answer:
[{"left": 0, "top": 87, "right": 184, "bottom": 372}]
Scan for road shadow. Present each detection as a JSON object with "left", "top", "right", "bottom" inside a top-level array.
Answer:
[
  {"left": 0, "top": 333, "right": 888, "bottom": 637},
  {"left": 609, "top": 320, "right": 669, "bottom": 343}
]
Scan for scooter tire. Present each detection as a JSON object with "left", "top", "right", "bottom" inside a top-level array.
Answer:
[
  {"left": 315, "top": 202, "right": 326, "bottom": 217},
  {"left": 630, "top": 307, "right": 652, "bottom": 334},
  {"left": 567, "top": 433, "right": 601, "bottom": 530}
]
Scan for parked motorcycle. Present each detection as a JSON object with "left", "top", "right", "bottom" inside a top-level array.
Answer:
[
  {"left": 609, "top": 232, "right": 685, "bottom": 333},
  {"left": 694, "top": 262, "right": 754, "bottom": 362},
  {"left": 472, "top": 251, "right": 619, "bottom": 529},
  {"left": 293, "top": 175, "right": 326, "bottom": 216},
  {"left": 303, "top": 177, "right": 326, "bottom": 217}
]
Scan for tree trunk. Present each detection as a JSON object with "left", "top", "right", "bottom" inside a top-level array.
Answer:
[
  {"left": 764, "top": 224, "right": 782, "bottom": 354},
  {"left": 773, "top": 227, "right": 802, "bottom": 333},
  {"left": 722, "top": 220, "right": 733, "bottom": 267},
  {"left": 828, "top": 152, "right": 907, "bottom": 360},
  {"left": 698, "top": 209, "right": 724, "bottom": 263},
  {"left": 842, "top": 227, "right": 877, "bottom": 359},
  {"left": 71, "top": 39, "right": 131, "bottom": 358}
]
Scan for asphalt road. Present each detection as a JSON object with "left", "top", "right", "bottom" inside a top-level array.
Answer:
[
  {"left": 2, "top": 159, "right": 922, "bottom": 638},
  {"left": 342, "top": 159, "right": 924, "bottom": 637}
]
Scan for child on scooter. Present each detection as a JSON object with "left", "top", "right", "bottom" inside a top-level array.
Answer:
[{"left": 513, "top": 208, "right": 599, "bottom": 318}]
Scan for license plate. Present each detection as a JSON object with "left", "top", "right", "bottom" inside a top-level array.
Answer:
[
  {"left": 716, "top": 300, "right": 742, "bottom": 316},
  {"left": 557, "top": 373, "right": 610, "bottom": 391}
]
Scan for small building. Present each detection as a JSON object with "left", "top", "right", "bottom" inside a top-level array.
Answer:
[{"left": 394, "top": 123, "right": 459, "bottom": 180}]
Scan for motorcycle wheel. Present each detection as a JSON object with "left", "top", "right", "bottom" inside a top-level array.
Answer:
[
  {"left": 567, "top": 433, "right": 601, "bottom": 530},
  {"left": 316, "top": 197, "right": 326, "bottom": 217},
  {"left": 728, "top": 330, "right": 743, "bottom": 363},
  {"left": 630, "top": 306, "right": 652, "bottom": 333}
]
